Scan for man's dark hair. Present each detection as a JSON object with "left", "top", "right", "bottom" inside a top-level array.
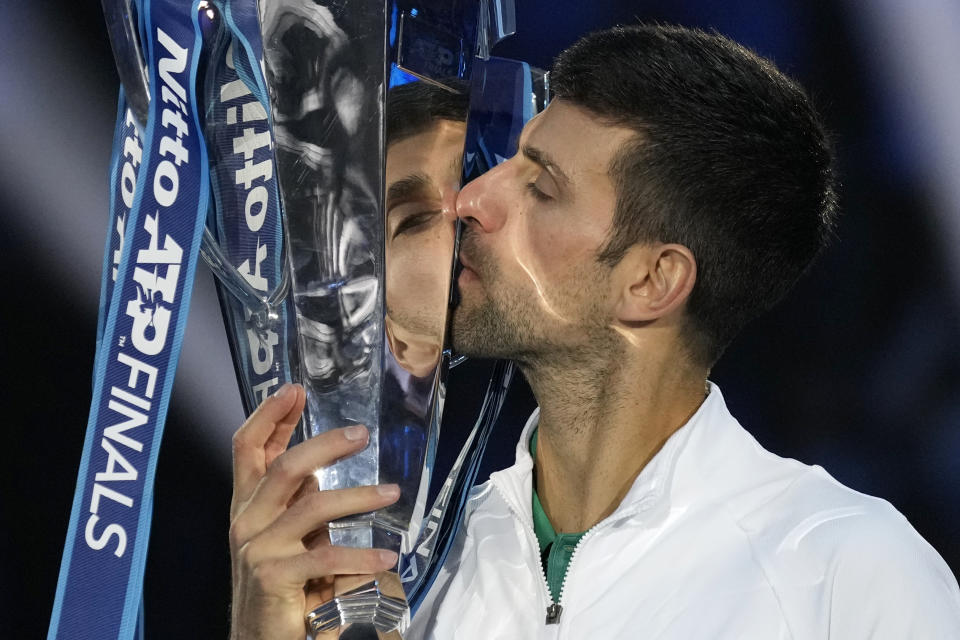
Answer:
[
  {"left": 386, "top": 80, "right": 469, "bottom": 147},
  {"left": 552, "top": 24, "right": 838, "bottom": 366}
]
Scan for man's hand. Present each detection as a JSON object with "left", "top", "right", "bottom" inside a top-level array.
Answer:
[{"left": 229, "top": 384, "right": 400, "bottom": 640}]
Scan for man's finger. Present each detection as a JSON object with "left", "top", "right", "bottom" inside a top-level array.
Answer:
[
  {"left": 278, "top": 546, "right": 398, "bottom": 589},
  {"left": 237, "top": 425, "right": 371, "bottom": 534},
  {"left": 244, "top": 484, "right": 401, "bottom": 561},
  {"left": 242, "top": 547, "right": 395, "bottom": 606},
  {"left": 262, "top": 386, "right": 304, "bottom": 469},
  {"left": 232, "top": 384, "right": 305, "bottom": 504}
]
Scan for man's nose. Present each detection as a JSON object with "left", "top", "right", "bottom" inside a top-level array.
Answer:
[{"left": 451, "top": 166, "right": 508, "bottom": 233}]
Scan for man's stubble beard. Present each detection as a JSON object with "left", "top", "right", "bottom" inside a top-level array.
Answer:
[
  {"left": 450, "top": 233, "right": 618, "bottom": 369},
  {"left": 450, "top": 254, "right": 542, "bottom": 362}
]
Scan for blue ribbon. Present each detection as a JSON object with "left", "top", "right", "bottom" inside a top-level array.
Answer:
[{"left": 49, "top": 0, "right": 211, "bottom": 637}]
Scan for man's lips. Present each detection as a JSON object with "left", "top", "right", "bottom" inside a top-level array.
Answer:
[
  {"left": 457, "top": 249, "right": 477, "bottom": 273},
  {"left": 457, "top": 252, "right": 480, "bottom": 282},
  {"left": 450, "top": 252, "right": 477, "bottom": 309}
]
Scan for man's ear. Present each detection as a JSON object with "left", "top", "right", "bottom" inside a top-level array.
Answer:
[{"left": 612, "top": 243, "right": 697, "bottom": 323}]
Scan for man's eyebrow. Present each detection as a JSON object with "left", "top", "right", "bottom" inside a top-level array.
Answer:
[
  {"left": 521, "top": 144, "right": 570, "bottom": 187},
  {"left": 386, "top": 173, "right": 436, "bottom": 211}
]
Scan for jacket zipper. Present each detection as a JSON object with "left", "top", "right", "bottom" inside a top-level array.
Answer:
[
  {"left": 491, "top": 482, "right": 559, "bottom": 624},
  {"left": 492, "top": 473, "right": 659, "bottom": 629},
  {"left": 554, "top": 524, "right": 597, "bottom": 619},
  {"left": 554, "top": 496, "right": 657, "bottom": 623}
]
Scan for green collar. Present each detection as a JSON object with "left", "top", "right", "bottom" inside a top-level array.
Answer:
[
  {"left": 530, "top": 428, "right": 586, "bottom": 603},
  {"left": 530, "top": 429, "right": 585, "bottom": 550}
]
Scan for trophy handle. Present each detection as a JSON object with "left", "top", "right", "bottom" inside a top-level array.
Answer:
[
  {"left": 400, "top": 360, "right": 516, "bottom": 612},
  {"left": 100, "top": 0, "right": 150, "bottom": 128},
  {"left": 199, "top": 227, "right": 291, "bottom": 326}
]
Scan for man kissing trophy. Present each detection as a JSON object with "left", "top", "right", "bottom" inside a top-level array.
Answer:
[{"left": 48, "top": 0, "right": 546, "bottom": 638}]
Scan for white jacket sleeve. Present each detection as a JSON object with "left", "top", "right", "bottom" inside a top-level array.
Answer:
[{"left": 826, "top": 507, "right": 960, "bottom": 639}]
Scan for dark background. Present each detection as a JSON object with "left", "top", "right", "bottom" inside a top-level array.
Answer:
[{"left": 2, "top": 0, "right": 959, "bottom": 636}]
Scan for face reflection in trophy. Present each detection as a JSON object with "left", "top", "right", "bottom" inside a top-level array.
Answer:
[{"left": 384, "top": 82, "right": 466, "bottom": 379}]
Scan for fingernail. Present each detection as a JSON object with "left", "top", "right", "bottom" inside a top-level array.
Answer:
[
  {"left": 272, "top": 383, "right": 294, "bottom": 400},
  {"left": 343, "top": 425, "right": 368, "bottom": 441},
  {"left": 379, "top": 550, "right": 399, "bottom": 566},
  {"left": 377, "top": 483, "right": 400, "bottom": 499}
]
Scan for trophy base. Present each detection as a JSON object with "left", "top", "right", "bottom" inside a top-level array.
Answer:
[
  {"left": 306, "top": 573, "right": 408, "bottom": 638},
  {"left": 305, "top": 515, "right": 411, "bottom": 636}
]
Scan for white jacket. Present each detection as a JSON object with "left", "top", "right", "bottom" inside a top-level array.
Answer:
[{"left": 409, "top": 384, "right": 960, "bottom": 639}]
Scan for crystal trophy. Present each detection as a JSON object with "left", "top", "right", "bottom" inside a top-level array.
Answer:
[{"left": 99, "top": 0, "right": 548, "bottom": 636}]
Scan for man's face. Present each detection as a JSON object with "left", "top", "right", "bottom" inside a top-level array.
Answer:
[
  {"left": 384, "top": 119, "right": 464, "bottom": 373},
  {"left": 452, "top": 100, "right": 634, "bottom": 362}
]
